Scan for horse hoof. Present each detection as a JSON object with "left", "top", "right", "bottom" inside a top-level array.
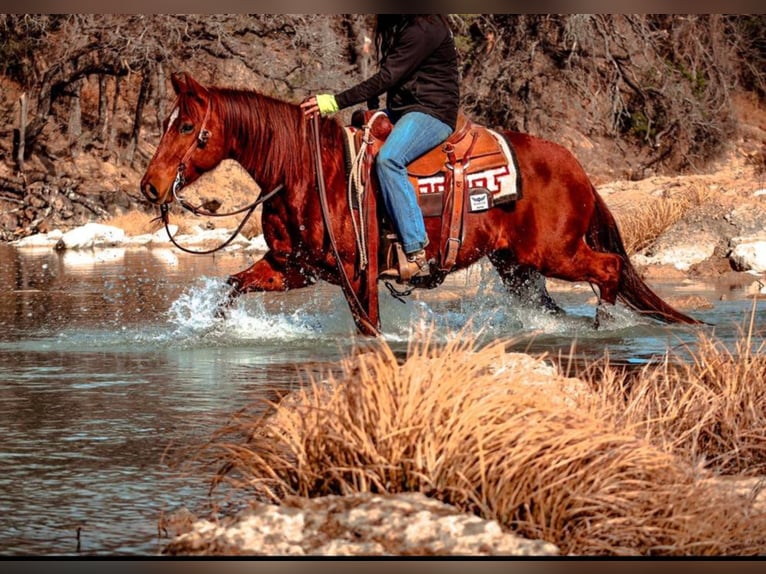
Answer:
[
  {"left": 226, "top": 275, "right": 242, "bottom": 289},
  {"left": 541, "top": 299, "right": 565, "bottom": 316},
  {"left": 216, "top": 279, "right": 242, "bottom": 319},
  {"left": 594, "top": 305, "right": 614, "bottom": 330}
]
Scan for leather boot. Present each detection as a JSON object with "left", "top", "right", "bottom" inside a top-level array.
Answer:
[{"left": 381, "top": 248, "right": 430, "bottom": 282}]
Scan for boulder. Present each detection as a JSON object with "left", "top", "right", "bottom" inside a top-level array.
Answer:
[
  {"left": 163, "top": 492, "right": 560, "bottom": 556},
  {"left": 55, "top": 222, "right": 125, "bottom": 250},
  {"left": 245, "top": 234, "right": 269, "bottom": 253},
  {"left": 13, "top": 229, "right": 64, "bottom": 248},
  {"left": 632, "top": 227, "right": 718, "bottom": 271},
  {"left": 172, "top": 226, "right": 250, "bottom": 249},
  {"left": 730, "top": 240, "right": 766, "bottom": 273}
]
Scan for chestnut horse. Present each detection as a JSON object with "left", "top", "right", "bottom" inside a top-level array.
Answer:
[{"left": 140, "top": 72, "right": 699, "bottom": 336}]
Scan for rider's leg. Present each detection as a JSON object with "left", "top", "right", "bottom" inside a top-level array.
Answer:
[{"left": 376, "top": 111, "right": 452, "bottom": 278}]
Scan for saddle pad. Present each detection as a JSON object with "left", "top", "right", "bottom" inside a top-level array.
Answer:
[{"left": 412, "top": 128, "right": 521, "bottom": 215}]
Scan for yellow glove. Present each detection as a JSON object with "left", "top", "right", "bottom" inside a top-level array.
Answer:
[{"left": 316, "top": 94, "right": 339, "bottom": 116}]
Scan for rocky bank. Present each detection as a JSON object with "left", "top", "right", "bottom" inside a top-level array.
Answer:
[{"left": 161, "top": 493, "right": 559, "bottom": 556}]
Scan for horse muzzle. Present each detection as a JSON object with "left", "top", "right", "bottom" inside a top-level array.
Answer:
[{"left": 140, "top": 177, "right": 173, "bottom": 206}]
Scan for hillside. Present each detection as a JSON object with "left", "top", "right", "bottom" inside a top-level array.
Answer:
[{"left": 1, "top": 14, "right": 765, "bottom": 241}]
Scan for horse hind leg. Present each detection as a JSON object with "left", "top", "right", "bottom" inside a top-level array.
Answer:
[
  {"left": 546, "top": 244, "right": 623, "bottom": 329},
  {"left": 488, "top": 251, "right": 564, "bottom": 315}
]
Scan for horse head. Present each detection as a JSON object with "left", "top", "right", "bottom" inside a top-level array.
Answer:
[{"left": 140, "top": 72, "right": 227, "bottom": 206}]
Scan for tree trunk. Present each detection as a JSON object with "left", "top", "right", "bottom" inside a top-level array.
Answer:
[
  {"left": 125, "top": 71, "right": 150, "bottom": 165},
  {"left": 155, "top": 62, "right": 166, "bottom": 130},
  {"left": 14, "top": 93, "right": 27, "bottom": 172},
  {"left": 68, "top": 78, "right": 83, "bottom": 155},
  {"left": 98, "top": 75, "right": 109, "bottom": 143},
  {"left": 107, "top": 75, "right": 121, "bottom": 156}
]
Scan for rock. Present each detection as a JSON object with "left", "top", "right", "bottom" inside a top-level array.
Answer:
[
  {"left": 127, "top": 225, "right": 177, "bottom": 246},
  {"left": 730, "top": 240, "right": 766, "bottom": 273},
  {"left": 163, "top": 493, "right": 560, "bottom": 556},
  {"left": 725, "top": 204, "right": 766, "bottom": 237},
  {"left": 688, "top": 255, "right": 735, "bottom": 277},
  {"left": 159, "top": 506, "right": 199, "bottom": 539},
  {"left": 56, "top": 222, "right": 126, "bottom": 250},
  {"left": 664, "top": 295, "right": 715, "bottom": 311},
  {"left": 172, "top": 226, "right": 250, "bottom": 248},
  {"left": 246, "top": 234, "right": 268, "bottom": 252},
  {"left": 633, "top": 236, "right": 717, "bottom": 271},
  {"left": 13, "top": 229, "right": 64, "bottom": 248}
]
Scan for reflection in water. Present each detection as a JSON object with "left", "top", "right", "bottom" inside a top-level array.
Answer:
[{"left": 0, "top": 243, "right": 763, "bottom": 555}]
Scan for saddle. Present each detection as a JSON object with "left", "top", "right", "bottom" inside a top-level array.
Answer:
[{"left": 346, "top": 110, "right": 522, "bottom": 276}]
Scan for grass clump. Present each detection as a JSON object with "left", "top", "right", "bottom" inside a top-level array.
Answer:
[
  {"left": 586, "top": 312, "right": 766, "bottom": 476},
  {"left": 615, "top": 185, "right": 710, "bottom": 255},
  {"left": 199, "top": 327, "right": 766, "bottom": 556}
]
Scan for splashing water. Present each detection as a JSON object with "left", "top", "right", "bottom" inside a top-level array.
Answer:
[
  {"left": 166, "top": 277, "right": 361, "bottom": 347},
  {"left": 159, "top": 268, "right": 685, "bottom": 367}
]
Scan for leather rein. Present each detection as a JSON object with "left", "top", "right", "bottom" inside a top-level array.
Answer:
[
  {"left": 159, "top": 96, "right": 284, "bottom": 255},
  {"left": 310, "top": 114, "right": 379, "bottom": 335}
]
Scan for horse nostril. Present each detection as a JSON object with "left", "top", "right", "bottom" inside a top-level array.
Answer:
[{"left": 143, "top": 183, "right": 159, "bottom": 201}]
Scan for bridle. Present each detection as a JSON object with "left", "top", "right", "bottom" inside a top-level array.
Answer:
[{"left": 159, "top": 95, "right": 284, "bottom": 255}]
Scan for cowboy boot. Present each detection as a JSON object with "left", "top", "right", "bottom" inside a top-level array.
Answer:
[
  {"left": 381, "top": 248, "right": 431, "bottom": 282},
  {"left": 401, "top": 249, "right": 431, "bottom": 281}
]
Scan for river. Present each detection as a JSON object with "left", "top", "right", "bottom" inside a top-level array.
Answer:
[{"left": 0, "top": 243, "right": 763, "bottom": 555}]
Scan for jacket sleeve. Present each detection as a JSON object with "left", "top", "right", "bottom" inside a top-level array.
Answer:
[{"left": 334, "top": 21, "right": 446, "bottom": 110}]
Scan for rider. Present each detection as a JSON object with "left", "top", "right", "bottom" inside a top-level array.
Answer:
[{"left": 301, "top": 14, "right": 460, "bottom": 279}]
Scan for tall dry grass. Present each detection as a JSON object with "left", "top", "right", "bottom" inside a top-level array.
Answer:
[
  {"left": 198, "top": 327, "right": 766, "bottom": 556},
  {"left": 614, "top": 185, "right": 711, "bottom": 255},
  {"left": 585, "top": 307, "right": 766, "bottom": 476}
]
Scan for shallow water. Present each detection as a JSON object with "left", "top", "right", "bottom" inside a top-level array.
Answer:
[{"left": 0, "top": 243, "right": 763, "bottom": 555}]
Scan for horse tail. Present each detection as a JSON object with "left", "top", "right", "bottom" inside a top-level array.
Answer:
[{"left": 586, "top": 186, "right": 701, "bottom": 325}]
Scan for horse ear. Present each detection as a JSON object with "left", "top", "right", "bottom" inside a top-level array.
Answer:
[
  {"left": 184, "top": 74, "right": 209, "bottom": 99},
  {"left": 170, "top": 72, "right": 187, "bottom": 95},
  {"left": 170, "top": 72, "right": 208, "bottom": 99}
]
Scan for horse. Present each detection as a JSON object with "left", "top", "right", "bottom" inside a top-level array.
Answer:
[{"left": 140, "top": 72, "right": 700, "bottom": 336}]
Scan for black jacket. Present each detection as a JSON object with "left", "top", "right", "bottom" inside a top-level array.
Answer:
[{"left": 334, "top": 16, "right": 460, "bottom": 130}]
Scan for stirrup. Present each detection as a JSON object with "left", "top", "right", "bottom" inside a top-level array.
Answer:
[{"left": 380, "top": 246, "right": 430, "bottom": 282}]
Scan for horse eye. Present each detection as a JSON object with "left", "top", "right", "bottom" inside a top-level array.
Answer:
[{"left": 179, "top": 123, "right": 195, "bottom": 135}]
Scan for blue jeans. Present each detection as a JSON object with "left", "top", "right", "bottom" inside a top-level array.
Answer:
[{"left": 376, "top": 111, "right": 453, "bottom": 254}]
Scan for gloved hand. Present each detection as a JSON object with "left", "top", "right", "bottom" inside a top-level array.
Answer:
[{"left": 300, "top": 94, "right": 339, "bottom": 117}]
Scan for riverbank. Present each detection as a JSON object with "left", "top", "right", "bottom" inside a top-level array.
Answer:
[
  {"left": 6, "top": 100, "right": 766, "bottom": 557},
  {"left": 162, "top": 332, "right": 766, "bottom": 556}
]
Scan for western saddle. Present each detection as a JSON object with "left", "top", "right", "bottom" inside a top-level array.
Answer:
[{"left": 346, "top": 110, "right": 521, "bottom": 280}]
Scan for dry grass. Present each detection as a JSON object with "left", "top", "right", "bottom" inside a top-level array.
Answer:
[
  {"left": 585, "top": 305, "right": 766, "bottom": 476},
  {"left": 745, "top": 147, "right": 766, "bottom": 179},
  {"left": 613, "top": 185, "right": 711, "bottom": 255},
  {"left": 198, "top": 326, "right": 766, "bottom": 556}
]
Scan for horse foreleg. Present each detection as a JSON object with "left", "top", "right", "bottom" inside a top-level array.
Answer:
[
  {"left": 340, "top": 261, "right": 381, "bottom": 337},
  {"left": 218, "top": 253, "right": 314, "bottom": 315}
]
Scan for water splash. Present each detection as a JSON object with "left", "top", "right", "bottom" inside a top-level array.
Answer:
[{"left": 166, "top": 277, "right": 358, "bottom": 347}]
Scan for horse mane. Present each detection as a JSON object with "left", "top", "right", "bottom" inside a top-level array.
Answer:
[{"left": 200, "top": 87, "right": 345, "bottom": 193}]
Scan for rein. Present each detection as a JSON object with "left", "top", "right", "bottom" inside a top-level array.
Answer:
[
  {"left": 310, "top": 114, "right": 379, "bottom": 335},
  {"left": 159, "top": 183, "right": 283, "bottom": 255}
]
